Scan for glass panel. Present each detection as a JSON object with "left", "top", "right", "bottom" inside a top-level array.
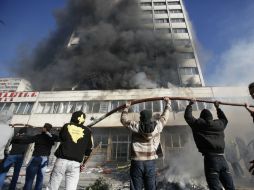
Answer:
[
  {"left": 178, "top": 100, "right": 188, "bottom": 112},
  {"left": 52, "top": 102, "right": 60, "bottom": 114},
  {"left": 171, "top": 100, "right": 178, "bottom": 112},
  {"left": 58, "top": 102, "right": 69, "bottom": 113},
  {"left": 24, "top": 103, "right": 33, "bottom": 114},
  {"left": 110, "top": 101, "right": 119, "bottom": 111},
  {"left": 145, "top": 102, "right": 152, "bottom": 110},
  {"left": 13, "top": 103, "right": 20, "bottom": 114},
  {"left": 37, "top": 103, "right": 45, "bottom": 113},
  {"left": 154, "top": 101, "right": 161, "bottom": 112},
  {"left": 16, "top": 103, "right": 27, "bottom": 114},
  {"left": 2, "top": 103, "right": 11, "bottom": 112},
  {"left": 42, "top": 102, "right": 53, "bottom": 114},
  {"left": 75, "top": 102, "right": 83, "bottom": 112},
  {"left": 83, "top": 102, "right": 92, "bottom": 113},
  {"left": 67, "top": 102, "right": 75, "bottom": 113},
  {"left": 92, "top": 102, "right": 100, "bottom": 113}
]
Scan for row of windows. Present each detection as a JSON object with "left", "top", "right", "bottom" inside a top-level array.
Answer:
[
  {"left": 179, "top": 67, "right": 199, "bottom": 75},
  {"left": 143, "top": 9, "right": 182, "bottom": 15},
  {"left": 34, "top": 99, "right": 214, "bottom": 114},
  {"left": 177, "top": 52, "right": 195, "bottom": 59},
  {"left": 155, "top": 28, "right": 188, "bottom": 34},
  {"left": 0, "top": 102, "right": 34, "bottom": 115},
  {"left": 141, "top": 1, "right": 180, "bottom": 6},
  {"left": 154, "top": 18, "right": 185, "bottom": 23},
  {"left": 2, "top": 97, "right": 253, "bottom": 116}
]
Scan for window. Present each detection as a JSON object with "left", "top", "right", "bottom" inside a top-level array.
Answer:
[
  {"left": 178, "top": 52, "right": 195, "bottom": 59},
  {"left": 174, "top": 39, "right": 191, "bottom": 47},
  {"left": 13, "top": 102, "right": 34, "bottom": 115},
  {"left": 154, "top": 10, "right": 167, "bottom": 14},
  {"left": 154, "top": 18, "right": 169, "bottom": 23},
  {"left": 171, "top": 18, "right": 185, "bottom": 23},
  {"left": 112, "top": 135, "right": 130, "bottom": 161},
  {"left": 169, "top": 9, "right": 182, "bottom": 13},
  {"left": 168, "top": 1, "right": 180, "bottom": 5},
  {"left": 154, "top": 2, "right": 166, "bottom": 6},
  {"left": 172, "top": 28, "right": 188, "bottom": 33},
  {"left": 140, "top": 2, "right": 152, "bottom": 6},
  {"left": 156, "top": 28, "right": 171, "bottom": 33},
  {"left": 180, "top": 67, "right": 198, "bottom": 75},
  {"left": 142, "top": 10, "right": 152, "bottom": 14}
]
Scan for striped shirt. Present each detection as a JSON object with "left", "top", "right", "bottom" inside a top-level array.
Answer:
[{"left": 121, "top": 104, "right": 170, "bottom": 161}]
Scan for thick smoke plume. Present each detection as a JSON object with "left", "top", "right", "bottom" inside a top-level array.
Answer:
[{"left": 15, "top": 0, "right": 179, "bottom": 90}]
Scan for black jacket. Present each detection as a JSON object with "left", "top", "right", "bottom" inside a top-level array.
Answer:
[
  {"left": 9, "top": 143, "right": 29, "bottom": 155},
  {"left": 54, "top": 123, "right": 93, "bottom": 163},
  {"left": 12, "top": 132, "right": 58, "bottom": 156},
  {"left": 184, "top": 105, "right": 228, "bottom": 154}
]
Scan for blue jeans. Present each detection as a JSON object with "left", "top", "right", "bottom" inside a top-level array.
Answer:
[
  {"left": 204, "top": 155, "right": 235, "bottom": 190},
  {"left": 130, "top": 160, "right": 156, "bottom": 190},
  {"left": 23, "top": 156, "right": 48, "bottom": 190},
  {"left": 0, "top": 154, "right": 24, "bottom": 190}
]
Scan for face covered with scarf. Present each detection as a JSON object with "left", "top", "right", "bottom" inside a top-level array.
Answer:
[{"left": 139, "top": 110, "right": 155, "bottom": 133}]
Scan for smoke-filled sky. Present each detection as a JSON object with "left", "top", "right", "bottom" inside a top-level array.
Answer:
[{"left": 1, "top": 0, "right": 254, "bottom": 88}]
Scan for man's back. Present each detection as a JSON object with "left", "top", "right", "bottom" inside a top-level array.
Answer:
[{"left": 55, "top": 122, "right": 93, "bottom": 163}]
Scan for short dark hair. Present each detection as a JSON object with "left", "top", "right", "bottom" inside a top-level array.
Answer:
[
  {"left": 43, "top": 123, "right": 52, "bottom": 132},
  {"left": 249, "top": 82, "right": 254, "bottom": 89}
]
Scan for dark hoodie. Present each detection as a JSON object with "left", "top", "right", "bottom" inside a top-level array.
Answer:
[
  {"left": 184, "top": 105, "right": 228, "bottom": 154},
  {"left": 54, "top": 111, "right": 93, "bottom": 163}
]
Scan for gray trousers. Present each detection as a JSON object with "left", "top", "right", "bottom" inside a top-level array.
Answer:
[{"left": 46, "top": 158, "right": 80, "bottom": 190}]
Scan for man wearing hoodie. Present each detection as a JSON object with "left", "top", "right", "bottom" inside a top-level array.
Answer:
[
  {"left": 245, "top": 82, "right": 254, "bottom": 174},
  {"left": 12, "top": 123, "right": 58, "bottom": 190},
  {"left": 0, "top": 110, "right": 14, "bottom": 163},
  {"left": 0, "top": 127, "right": 30, "bottom": 190},
  {"left": 47, "top": 111, "right": 93, "bottom": 190},
  {"left": 184, "top": 100, "right": 235, "bottom": 190},
  {"left": 245, "top": 82, "right": 254, "bottom": 122},
  {"left": 121, "top": 97, "right": 171, "bottom": 190}
]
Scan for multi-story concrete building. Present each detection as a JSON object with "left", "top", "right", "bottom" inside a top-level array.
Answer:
[
  {"left": 1, "top": 87, "right": 252, "bottom": 162},
  {"left": 68, "top": 0, "right": 205, "bottom": 87},
  {"left": 139, "top": 0, "right": 204, "bottom": 86},
  {"left": 0, "top": 78, "right": 33, "bottom": 92}
]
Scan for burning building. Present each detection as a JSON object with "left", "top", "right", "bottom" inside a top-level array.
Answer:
[{"left": 15, "top": 0, "right": 204, "bottom": 91}]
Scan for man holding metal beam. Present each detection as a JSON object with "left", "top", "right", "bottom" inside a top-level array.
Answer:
[
  {"left": 184, "top": 100, "right": 235, "bottom": 190},
  {"left": 245, "top": 82, "right": 254, "bottom": 175},
  {"left": 121, "top": 97, "right": 171, "bottom": 190}
]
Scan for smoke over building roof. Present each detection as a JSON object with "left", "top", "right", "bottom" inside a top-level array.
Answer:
[{"left": 15, "top": 0, "right": 181, "bottom": 90}]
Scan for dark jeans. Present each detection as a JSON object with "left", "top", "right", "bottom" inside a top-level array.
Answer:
[
  {"left": 204, "top": 155, "right": 235, "bottom": 190},
  {"left": 23, "top": 156, "right": 48, "bottom": 190},
  {"left": 0, "top": 154, "right": 24, "bottom": 190},
  {"left": 130, "top": 160, "right": 156, "bottom": 190}
]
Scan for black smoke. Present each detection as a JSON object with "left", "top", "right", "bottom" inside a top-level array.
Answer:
[{"left": 15, "top": 0, "right": 180, "bottom": 90}]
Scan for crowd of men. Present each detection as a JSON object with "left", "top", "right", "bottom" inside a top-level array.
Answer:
[{"left": 0, "top": 82, "right": 253, "bottom": 190}]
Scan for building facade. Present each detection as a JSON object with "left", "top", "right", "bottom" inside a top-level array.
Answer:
[
  {"left": 0, "top": 87, "right": 252, "bottom": 162},
  {"left": 139, "top": 0, "right": 204, "bottom": 86},
  {"left": 0, "top": 78, "right": 33, "bottom": 92},
  {"left": 68, "top": 0, "right": 205, "bottom": 87}
]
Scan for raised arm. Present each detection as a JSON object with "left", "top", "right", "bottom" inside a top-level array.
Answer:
[
  {"left": 214, "top": 101, "right": 228, "bottom": 126},
  {"left": 158, "top": 97, "right": 171, "bottom": 125},
  {"left": 184, "top": 100, "right": 197, "bottom": 126},
  {"left": 120, "top": 101, "right": 139, "bottom": 133},
  {"left": 245, "top": 103, "right": 254, "bottom": 123}
]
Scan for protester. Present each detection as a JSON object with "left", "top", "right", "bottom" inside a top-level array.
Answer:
[
  {"left": 184, "top": 100, "right": 235, "bottom": 190},
  {"left": 120, "top": 97, "right": 171, "bottom": 190},
  {"left": 12, "top": 123, "right": 58, "bottom": 190},
  {"left": 47, "top": 111, "right": 93, "bottom": 190},
  {"left": 246, "top": 82, "right": 254, "bottom": 174},
  {"left": 0, "top": 110, "right": 14, "bottom": 163},
  {"left": 0, "top": 127, "right": 30, "bottom": 190},
  {"left": 245, "top": 82, "right": 254, "bottom": 122}
]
